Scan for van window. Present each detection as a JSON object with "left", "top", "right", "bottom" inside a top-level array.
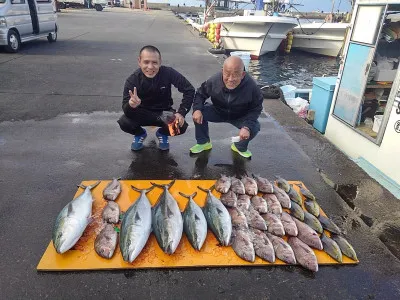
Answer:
[
  {"left": 11, "top": 0, "right": 25, "bottom": 3},
  {"left": 0, "top": 0, "right": 6, "bottom": 3},
  {"left": 37, "top": 0, "right": 51, "bottom": 2}
]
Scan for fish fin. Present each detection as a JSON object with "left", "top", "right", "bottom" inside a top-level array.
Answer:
[
  {"left": 150, "top": 180, "right": 175, "bottom": 190},
  {"left": 167, "top": 206, "right": 174, "bottom": 218},
  {"left": 179, "top": 192, "right": 197, "bottom": 199},
  {"left": 134, "top": 212, "right": 141, "bottom": 223},
  {"left": 216, "top": 207, "right": 224, "bottom": 215},
  {"left": 131, "top": 185, "right": 154, "bottom": 194},
  {"left": 195, "top": 214, "right": 201, "bottom": 221},
  {"left": 115, "top": 177, "right": 122, "bottom": 181},
  {"left": 67, "top": 203, "right": 74, "bottom": 216}
]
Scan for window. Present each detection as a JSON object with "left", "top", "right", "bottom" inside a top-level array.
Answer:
[
  {"left": 351, "top": 6, "right": 385, "bottom": 45},
  {"left": 11, "top": 0, "right": 25, "bottom": 4}
]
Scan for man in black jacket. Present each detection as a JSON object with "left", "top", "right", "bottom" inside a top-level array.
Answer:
[
  {"left": 190, "top": 56, "right": 263, "bottom": 158},
  {"left": 118, "top": 45, "right": 195, "bottom": 151}
]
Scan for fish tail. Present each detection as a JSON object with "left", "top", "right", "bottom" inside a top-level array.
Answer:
[
  {"left": 77, "top": 180, "right": 101, "bottom": 190},
  {"left": 179, "top": 192, "right": 197, "bottom": 199},
  {"left": 131, "top": 185, "right": 154, "bottom": 194},
  {"left": 197, "top": 185, "right": 214, "bottom": 193},
  {"left": 150, "top": 180, "right": 176, "bottom": 190}
]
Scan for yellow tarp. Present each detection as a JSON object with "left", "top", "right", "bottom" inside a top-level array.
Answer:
[{"left": 37, "top": 180, "right": 358, "bottom": 271}]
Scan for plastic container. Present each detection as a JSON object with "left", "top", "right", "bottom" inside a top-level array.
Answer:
[
  {"left": 230, "top": 51, "right": 251, "bottom": 71},
  {"left": 280, "top": 85, "right": 297, "bottom": 99},
  {"left": 309, "top": 77, "right": 337, "bottom": 133},
  {"left": 373, "top": 115, "right": 383, "bottom": 133}
]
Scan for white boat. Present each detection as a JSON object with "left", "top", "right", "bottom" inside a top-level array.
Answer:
[
  {"left": 291, "top": 22, "right": 350, "bottom": 57},
  {"left": 214, "top": 15, "right": 299, "bottom": 58}
]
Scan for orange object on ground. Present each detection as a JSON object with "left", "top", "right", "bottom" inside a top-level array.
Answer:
[{"left": 37, "top": 180, "right": 358, "bottom": 271}]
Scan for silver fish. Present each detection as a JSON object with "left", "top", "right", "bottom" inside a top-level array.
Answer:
[
  {"left": 102, "top": 201, "right": 120, "bottom": 224},
  {"left": 151, "top": 180, "right": 183, "bottom": 254},
  {"left": 304, "top": 198, "right": 320, "bottom": 217},
  {"left": 52, "top": 181, "right": 100, "bottom": 254},
  {"left": 179, "top": 192, "right": 207, "bottom": 251},
  {"left": 199, "top": 186, "right": 232, "bottom": 246},
  {"left": 231, "top": 228, "right": 255, "bottom": 262},
  {"left": 281, "top": 212, "right": 298, "bottom": 236},
  {"left": 230, "top": 177, "right": 245, "bottom": 195},
  {"left": 227, "top": 207, "right": 248, "bottom": 230},
  {"left": 289, "top": 200, "right": 305, "bottom": 221},
  {"left": 250, "top": 195, "right": 268, "bottom": 214},
  {"left": 288, "top": 185, "right": 302, "bottom": 205},
  {"left": 215, "top": 175, "right": 231, "bottom": 194},
  {"left": 263, "top": 194, "right": 282, "bottom": 215},
  {"left": 220, "top": 190, "right": 237, "bottom": 208},
  {"left": 251, "top": 228, "right": 275, "bottom": 263},
  {"left": 318, "top": 215, "right": 341, "bottom": 234},
  {"left": 292, "top": 217, "right": 323, "bottom": 250},
  {"left": 119, "top": 185, "right": 153, "bottom": 262},
  {"left": 262, "top": 212, "right": 285, "bottom": 236},
  {"left": 303, "top": 211, "right": 323, "bottom": 234},
  {"left": 95, "top": 224, "right": 118, "bottom": 259},
  {"left": 252, "top": 174, "right": 274, "bottom": 193},
  {"left": 288, "top": 237, "right": 319, "bottom": 272},
  {"left": 296, "top": 184, "right": 316, "bottom": 201},
  {"left": 243, "top": 205, "right": 268, "bottom": 231},
  {"left": 103, "top": 178, "right": 121, "bottom": 201},
  {"left": 273, "top": 185, "right": 291, "bottom": 209},
  {"left": 266, "top": 233, "right": 296, "bottom": 264},
  {"left": 321, "top": 232, "right": 343, "bottom": 263},
  {"left": 331, "top": 235, "right": 358, "bottom": 261},
  {"left": 237, "top": 194, "right": 251, "bottom": 210},
  {"left": 275, "top": 176, "right": 290, "bottom": 193},
  {"left": 241, "top": 175, "right": 258, "bottom": 196}
]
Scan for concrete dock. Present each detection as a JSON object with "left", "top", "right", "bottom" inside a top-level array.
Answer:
[{"left": 0, "top": 8, "right": 399, "bottom": 299}]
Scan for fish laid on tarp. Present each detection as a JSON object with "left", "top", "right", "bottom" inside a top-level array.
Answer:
[
  {"left": 220, "top": 190, "right": 237, "bottom": 208},
  {"left": 199, "top": 186, "right": 232, "bottom": 246},
  {"left": 304, "top": 198, "right": 320, "bottom": 217},
  {"left": 251, "top": 228, "right": 275, "bottom": 263},
  {"left": 215, "top": 175, "right": 231, "bottom": 194},
  {"left": 102, "top": 201, "right": 120, "bottom": 224},
  {"left": 241, "top": 175, "right": 258, "bottom": 196},
  {"left": 318, "top": 215, "right": 341, "bottom": 234},
  {"left": 262, "top": 194, "right": 282, "bottom": 215},
  {"left": 289, "top": 200, "right": 305, "bottom": 221},
  {"left": 237, "top": 194, "right": 251, "bottom": 210},
  {"left": 231, "top": 228, "right": 255, "bottom": 262},
  {"left": 120, "top": 185, "right": 153, "bottom": 262},
  {"left": 230, "top": 177, "right": 246, "bottom": 195},
  {"left": 292, "top": 217, "right": 323, "bottom": 250},
  {"left": 267, "top": 233, "right": 296, "bottom": 264},
  {"left": 296, "top": 184, "right": 316, "bottom": 201},
  {"left": 275, "top": 176, "right": 290, "bottom": 193},
  {"left": 53, "top": 181, "right": 100, "bottom": 254},
  {"left": 252, "top": 174, "right": 274, "bottom": 193},
  {"left": 288, "top": 185, "right": 302, "bottom": 205},
  {"left": 251, "top": 195, "right": 268, "bottom": 214},
  {"left": 331, "top": 235, "right": 358, "bottom": 261},
  {"left": 95, "top": 224, "right": 118, "bottom": 259},
  {"left": 180, "top": 192, "right": 207, "bottom": 251},
  {"left": 281, "top": 212, "right": 298, "bottom": 236},
  {"left": 303, "top": 210, "right": 323, "bottom": 234},
  {"left": 273, "top": 185, "right": 291, "bottom": 209},
  {"left": 243, "top": 205, "right": 268, "bottom": 231},
  {"left": 262, "top": 212, "right": 285, "bottom": 236},
  {"left": 103, "top": 178, "right": 121, "bottom": 201},
  {"left": 288, "top": 237, "right": 318, "bottom": 272},
  {"left": 228, "top": 207, "right": 248, "bottom": 230},
  {"left": 151, "top": 181, "right": 183, "bottom": 254},
  {"left": 321, "top": 232, "right": 342, "bottom": 263}
]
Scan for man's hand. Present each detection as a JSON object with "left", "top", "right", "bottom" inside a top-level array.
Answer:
[
  {"left": 174, "top": 113, "right": 185, "bottom": 127},
  {"left": 239, "top": 127, "right": 250, "bottom": 140},
  {"left": 128, "top": 87, "right": 141, "bottom": 109},
  {"left": 192, "top": 110, "right": 203, "bottom": 124}
]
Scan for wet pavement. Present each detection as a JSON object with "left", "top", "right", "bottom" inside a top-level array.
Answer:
[{"left": 0, "top": 9, "right": 399, "bottom": 299}]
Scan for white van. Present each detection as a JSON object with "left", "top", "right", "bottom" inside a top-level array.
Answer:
[{"left": 0, "top": 0, "right": 58, "bottom": 52}]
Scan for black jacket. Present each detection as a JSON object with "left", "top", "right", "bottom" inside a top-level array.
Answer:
[
  {"left": 192, "top": 72, "right": 263, "bottom": 129},
  {"left": 122, "top": 66, "right": 195, "bottom": 117}
]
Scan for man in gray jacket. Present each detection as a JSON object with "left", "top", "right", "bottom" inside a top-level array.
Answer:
[{"left": 190, "top": 56, "right": 263, "bottom": 158}]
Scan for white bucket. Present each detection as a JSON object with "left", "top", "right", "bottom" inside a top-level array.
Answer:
[
  {"left": 230, "top": 51, "right": 251, "bottom": 71},
  {"left": 372, "top": 115, "right": 383, "bottom": 133}
]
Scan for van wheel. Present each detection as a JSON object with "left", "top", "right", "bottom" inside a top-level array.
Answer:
[
  {"left": 47, "top": 25, "right": 58, "bottom": 43},
  {"left": 5, "top": 30, "right": 20, "bottom": 53},
  {"left": 95, "top": 4, "right": 103, "bottom": 11}
]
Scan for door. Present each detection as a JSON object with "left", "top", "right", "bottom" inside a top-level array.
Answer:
[
  {"left": 27, "top": 0, "right": 39, "bottom": 34},
  {"left": 333, "top": 5, "right": 386, "bottom": 126}
]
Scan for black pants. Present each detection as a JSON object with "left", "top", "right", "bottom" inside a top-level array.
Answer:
[{"left": 118, "top": 107, "right": 188, "bottom": 136}]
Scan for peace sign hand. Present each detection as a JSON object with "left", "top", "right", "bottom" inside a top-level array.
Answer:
[{"left": 128, "top": 87, "right": 141, "bottom": 109}]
